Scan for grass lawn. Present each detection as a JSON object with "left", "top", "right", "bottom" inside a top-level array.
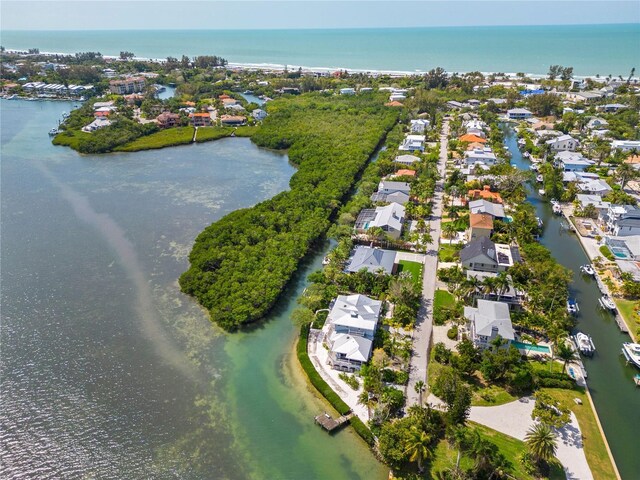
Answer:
[
  {"left": 438, "top": 243, "right": 462, "bottom": 262},
  {"left": 599, "top": 245, "right": 615, "bottom": 261},
  {"left": 194, "top": 126, "right": 234, "bottom": 142},
  {"left": 397, "top": 260, "right": 423, "bottom": 284},
  {"left": 115, "top": 127, "right": 195, "bottom": 152},
  {"left": 614, "top": 298, "right": 639, "bottom": 341},
  {"left": 234, "top": 125, "right": 259, "bottom": 137},
  {"left": 471, "top": 383, "right": 517, "bottom": 406},
  {"left": 52, "top": 130, "right": 92, "bottom": 150},
  {"left": 434, "top": 289, "right": 455, "bottom": 309},
  {"left": 542, "top": 388, "right": 617, "bottom": 480}
]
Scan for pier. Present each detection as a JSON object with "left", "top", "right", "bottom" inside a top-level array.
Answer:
[
  {"left": 314, "top": 412, "right": 354, "bottom": 432},
  {"left": 614, "top": 315, "right": 629, "bottom": 333}
]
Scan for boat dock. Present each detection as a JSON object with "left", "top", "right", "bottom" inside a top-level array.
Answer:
[
  {"left": 614, "top": 315, "right": 629, "bottom": 333},
  {"left": 314, "top": 412, "right": 354, "bottom": 432}
]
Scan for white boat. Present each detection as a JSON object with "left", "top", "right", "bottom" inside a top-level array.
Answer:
[
  {"left": 538, "top": 189, "right": 545, "bottom": 196},
  {"left": 536, "top": 174, "right": 544, "bottom": 183},
  {"left": 552, "top": 204, "right": 562, "bottom": 215},
  {"left": 517, "top": 138, "right": 526, "bottom": 146},
  {"left": 599, "top": 296, "right": 616, "bottom": 311},
  {"left": 322, "top": 256, "right": 331, "bottom": 265},
  {"left": 48, "top": 128, "right": 60, "bottom": 136},
  {"left": 573, "top": 332, "right": 595, "bottom": 357},
  {"left": 567, "top": 298, "right": 579, "bottom": 315},
  {"left": 622, "top": 343, "right": 640, "bottom": 368},
  {"left": 530, "top": 164, "right": 539, "bottom": 171},
  {"left": 523, "top": 152, "right": 531, "bottom": 158},
  {"left": 580, "top": 264, "right": 595, "bottom": 276},
  {"left": 536, "top": 217, "right": 543, "bottom": 228}
]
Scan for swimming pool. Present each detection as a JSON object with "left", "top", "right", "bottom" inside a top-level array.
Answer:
[{"left": 512, "top": 341, "right": 551, "bottom": 353}]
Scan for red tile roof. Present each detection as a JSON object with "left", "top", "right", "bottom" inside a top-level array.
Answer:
[{"left": 459, "top": 134, "right": 487, "bottom": 143}]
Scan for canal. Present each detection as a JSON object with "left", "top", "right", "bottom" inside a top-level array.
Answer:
[{"left": 503, "top": 126, "right": 639, "bottom": 479}]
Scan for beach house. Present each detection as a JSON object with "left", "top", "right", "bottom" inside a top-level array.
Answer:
[
  {"left": 507, "top": 108, "right": 533, "bottom": 120},
  {"left": 189, "top": 112, "right": 212, "bottom": 127},
  {"left": 156, "top": 112, "right": 180, "bottom": 128},
  {"left": 109, "top": 77, "right": 146, "bottom": 95},
  {"left": 546, "top": 134, "right": 579, "bottom": 152},
  {"left": 345, "top": 246, "right": 396, "bottom": 275},
  {"left": 410, "top": 119, "right": 430, "bottom": 133},
  {"left": 356, "top": 203, "right": 406, "bottom": 239},
  {"left": 555, "top": 151, "right": 594, "bottom": 172},
  {"left": 466, "top": 300, "right": 514, "bottom": 349},
  {"left": 324, "top": 294, "right": 382, "bottom": 372},
  {"left": 468, "top": 199, "right": 505, "bottom": 219},
  {"left": 464, "top": 148, "right": 497, "bottom": 166},
  {"left": 394, "top": 154, "right": 420, "bottom": 166},
  {"left": 399, "top": 135, "right": 426, "bottom": 152},
  {"left": 611, "top": 140, "right": 640, "bottom": 152},
  {"left": 578, "top": 178, "right": 613, "bottom": 196},
  {"left": 467, "top": 186, "right": 503, "bottom": 204},
  {"left": 605, "top": 205, "right": 640, "bottom": 237}
]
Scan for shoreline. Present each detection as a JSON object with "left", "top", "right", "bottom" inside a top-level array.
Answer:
[{"left": 3, "top": 48, "right": 627, "bottom": 81}]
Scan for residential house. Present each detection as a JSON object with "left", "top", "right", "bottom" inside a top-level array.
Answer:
[
  {"left": 370, "top": 181, "right": 411, "bottom": 205},
  {"left": 81, "top": 118, "right": 112, "bottom": 132},
  {"left": 463, "top": 148, "right": 497, "bottom": 166},
  {"left": 586, "top": 117, "right": 609, "bottom": 130},
  {"left": 575, "top": 194, "right": 611, "bottom": 219},
  {"left": 190, "top": 112, "right": 212, "bottom": 127},
  {"left": 340, "top": 88, "right": 356, "bottom": 95},
  {"left": 605, "top": 235, "right": 640, "bottom": 261},
  {"left": 393, "top": 169, "right": 417, "bottom": 178},
  {"left": 356, "top": 203, "right": 406, "bottom": 239},
  {"left": 566, "top": 91, "right": 603, "bottom": 103},
  {"left": 578, "top": 178, "right": 613, "bottom": 196},
  {"left": 460, "top": 237, "right": 520, "bottom": 273},
  {"left": 385, "top": 101, "right": 404, "bottom": 107},
  {"left": 410, "top": 119, "right": 430, "bottom": 133},
  {"left": 399, "top": 135, "right": 426, "bottom": 152},
  {"left": 345, "top": 246, "right": 396, "bottom": 275},
  {"left": 507, "top": 108, "right": 533, "bottom": 120},
  {"left": 546, "top": 134, "right": 579, "bottom": 152},
  {"left": 395, "top": 154, "right": 420, "bottom": 166},
  {"left": 109, "top": 77, "right": 146, "bottom": 95},
  {"left": 611, "top": 140, "right": 640, "bottom": 152},
  {"left": 221, "top": 98, "right": 239, "bottom": 108},
  {"left": 600, "top": 103, "right": 627, "bottom": 113},
  {"left": 220, "top": 115, "right": 247, "bottom": 126},
  {"left": 389, "top": 93, "right": 406, "bottom": 102},
  {"left": 459, "top": 133, "right": 487, "bottom": 144},
  {"left": 466, "top": 300, "right": 515, "bottom": 349},
  {"left": 324, "top": 294, "right": 382, "bottom": 371},
  {"left": 468, "top": 199, "right": 505, "bottom": 219},
  {"left": 156, "top": 112, "right": 180, "bottom": 128},
  {"left": 555, "top": 151, "right": 594, "bottom": 171},
  {"left": 467, "top": 186, "right": 503, "bottom": 204},
  {"left": 605, "top": 205, "right": 640, "bottom": 237},
  {"left": 252, "top": 109, "right": 267, "bottom": 121},
  {"left": 468, "top": 213, "right": 494, "bottom": 240},
  {"left": 466, "top": 271, "right": 524, "bottom": 308},
  {"left": 447, "top": 101, "right": 464, "bottom": 110}
]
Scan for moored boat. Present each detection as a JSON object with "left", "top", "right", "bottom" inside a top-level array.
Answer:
[
  {"left": 580, "top": 264, "right": 595, "bottom": 276},
  {"left": 536, "top": 174, "right": 543, "bottom": 183},
  {"left": 567, "top": 298, "right": 579, "bottom": 315},
  {"left": 622, "top": 343, "right": 640, "bottom": 368},
  {"left": 573, "top": 331, "right": 595, "bottom": 357},
  {"left": 49, "top": 128, "right": 60, "bottom": 136},
  {"left": 599, "top": 295, "right": 616, "bottom": 311},
  {"left": 538, "top": 189, "right": 545, "bottom": 196}
]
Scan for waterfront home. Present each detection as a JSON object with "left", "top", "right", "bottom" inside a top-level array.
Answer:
[
  {"left": 394, "top": 154, "right": 420, "bottom": 166},
  {"left": 463, "top": 148, "right": 497, "bottom": 166},
  {"left": 370, "top": 181, "right": 411, "bottom": 205},
  {"left": 468, "top": 199, "right": 505, "bottom": 219},
  {"left": 340, "top": 88, "right": 356, "bottom": 95},
  {"left": 399, "top": 135, "right": 426, "bottom": 152},
  {"left": 578, "top": 178, "right": 613, "bottom": 196},
  {"left": 600, "top": 103, "right": 628, "bottom": 113},
  {"left": 324, "top": 294, "right": 382, "bottom": 372},
  {"left": 463, "top": 119, "right": 487, "bottom": 137},
  {"left": 468, "top": 213, "right": 494, "bottom": 240},
  {"left": 156, "top": 112, "right": 180, "bottom": 128},
  {"left": 81, "top": 117, "right": 112, "bottom": 133},
  {"left": 221, "top": 98, "right": 239, "bottom": 107},
  {"left": 467, "top": 186, "right": 503, "bottom": 204},
  {"left": 109, "top": 77, "right": 145, "bottom": 95},
  {"left": 220, "top": 115, "right": 247, "bottom": 126},
  {"left": 447, "top": 100, "right": 464, "bottom": 110},
  {"left": 605, "top": 235, "right": 640, "bottom": 261},
  {"left": 507, "top": 108, "right": 533, "bottom": 120},
  {"left": 546, "top": 134, "right": 579, "bottom": 152},
  {"left": 360, "top": 87, "right": 373, "bottom": 93},
  {"left": 611, "top": 140, "right": 640, "bottom": 152},
  {"left": 252, "top": 109, "right": 267, "bottom": 121},
  {"left": 555, "top": 151, "right": 594, "bottom": 171},
  {"left": 575, "top": 194, "right": 611, "bottom": 219},
  {"left": 466, "top": 271, "right": 524, "bottom": 308},
  {"left": 460, "top": 237, "right": 521, "bottom": 273},
  {"left": 356, "top": 202, "right": 406, "bottom": 239},
  {"left": 562, "top": 171, "right": 600, "bottom": 183},
  {"left": 488, "top": 98, "right": 507, "bottom": 107},
  {"left": 605, "top": 205, "right": 640, "bottom": 237},
  {"left": 345, "top": 246, "right": 396, "bottom": 275},
  {"left": 226, "top": 104, "right": 246, "bottom": 113},
  {"left": 459, "top": 133, "right": 487, "bottom": 144},
  {"left": 410, "top": 119, "right": 430, "bottom": 133},
  {"left": 466, "top": 300, "right": 514, "bottom": 349},
  {"left": 189, "top": 112, "right": 212, "bottom": 127}
]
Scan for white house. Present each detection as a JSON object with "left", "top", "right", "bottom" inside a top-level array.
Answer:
[
  {"left": 611, "top": 140, "right": 640, "bottom": 152},
  {"left": 370, "top": 181, "right": 411, "bottom": 205},
  {"left": 605, "top": 205, "right": 640, "bottom": 237},
  {"left": 464, "top": 148, "right": 497, "bottom": 166},
  {"left": 468, "top": 199, "right": 505, "bottom": 219},
  {"left": 340, "top": 88, "right": 356, "bottom": 95},
  {"left": 390, "top": 93, "right": 406, "bottom": 102},
  {"left": 546, "top": 134, "right": 579, "bottom": 152},
  {"left": 460, "top": 237, "right": 521, "bottom": 273},
  {"left": 324, "top": 294, "right": 382, "bottom": 371},
  {"left": 81, "top": 118, "right": 112, "bottom": 132},
  {"left": 395, "top": 154, "right": 420, "bottom": 165},
  {"left": 252, "top": 108, "right": 267, "bottom": 121},
  {"left": 345, "top": 246, "right": 396, "bottom": 275},
  {"left": 575, "top": 194, "right": 611, "bottom": 219},
  {"left": 399, "top": 135, "right": 426, "bottom": 152},
  {"left": 578, "top": 179, "right": 613, "bottom": 195},
  {"left": 410, "top": 119, "right": 430, "bottom": 133},
  {"left": 466, "top": 300, "right": 515, "bottom": 349},
  {"left": 586, "top": 117, "right": 608, "bottom": 130},
  {"left": 555, "top": 151, "right": 594, "bottom": 172},
  {"left": 369, "top": 203, "right": 406, "bottom": 239},
  {"left": 507, "top": 108, "right": 533, "bottom": 120}
]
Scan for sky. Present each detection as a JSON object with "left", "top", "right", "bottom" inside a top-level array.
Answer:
[{"left": 2, "top": 0, "right": 639, "bottom": 30}]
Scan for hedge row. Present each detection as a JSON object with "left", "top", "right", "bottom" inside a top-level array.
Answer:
[{"left": 296, "top": 325, "right": 375, "bottom": 446}]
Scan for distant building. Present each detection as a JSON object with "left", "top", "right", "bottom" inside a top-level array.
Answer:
[
  {"left": 394, "top": 154, "right": 420, "bottom": 165},
  {"left": 156, "top": 112, "right": 180, "bottom": 128},
  {"left": 340, "top": 88, "right": 356, "bottom": 95},
  {"left": 399, "top": 135, "right": 426, "bottom": 152},
  {"left": 252, "top": 109, "right": 267, "bottom": 121},
  {"left": 190, "top": 112, "right": 212, "bottom": 127},
  {"left": 109, "top": 77, "right": 146, "bottom": 95},
  {"left": 410, "top": 119, "right": 430, "bottom": 133},
  {"left": 468, "top": 199, "right": 505, "bottom": 219},
  {"left": 546, "top": 134, "right": 579, "bottom": 152},
  {"left": 220, "top": 115, "right": 246, "bottom": 126},
  {"left": 611, "top": 140, "right": 640, "bottom": 152},
  {"left": 507, "top": 108, "right": 533, "bottom": 120}
]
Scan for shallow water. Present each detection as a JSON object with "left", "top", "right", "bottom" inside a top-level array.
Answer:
[{"left": 0, "top": 99, "right": 387, "bottom": 479}]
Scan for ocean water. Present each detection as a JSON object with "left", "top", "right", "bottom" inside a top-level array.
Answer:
[{"left": 3, "top": 24, "right": 639, "bottom": 76}]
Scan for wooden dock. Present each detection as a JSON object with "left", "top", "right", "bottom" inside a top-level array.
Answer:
[
  {"left": 314, "top": 412, "right": 354, "bottom": 432},
  {"left": 614, "top": 315, "right": 629, "bottom": 333}
]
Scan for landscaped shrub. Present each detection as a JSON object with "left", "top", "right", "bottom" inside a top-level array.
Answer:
[
  {"left": 599, "top": 245, "right": 615, "bottom": 261},
  {"left": 447, "top": 325, "right": 459, "bottom": 340},
  {"left": 339, "top": 372, "right": 360, "bottom": 390},
  {"left": 433, "top": 342, "right": 452, "bottom": 364}
]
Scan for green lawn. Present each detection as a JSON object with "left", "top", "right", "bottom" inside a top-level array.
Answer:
[
  {"left": 234, "top": 125, "right": 259, "bottom": 137},
  {"left": 599, "top": 245, "right": 615, "bottom": 261},
  {"left": 471, "top": 384, "right": 517, "bottom": 406},
  {"left": 438, "top": 243, "right": 462, "bottom": 262},
  {"left": 194, "top": 126, "right": 234, "bottom": 143},
  {"left": 397, "top": 260, "right": 423, "bottom": 284},
  {"left": 115, "top": 127, "right": 195, "bottom": 152},
  {"left": 543, "top": 388, "right": 617, "bottom": 480},
  {"left": 615, "top": 298, "right": 639, "bottom": 341},
  {"left": 52, "top": 130, "right": 92, "bottom": 150},
  {"left": 434, "top": 289, "right": 455, "bottom": 309}
]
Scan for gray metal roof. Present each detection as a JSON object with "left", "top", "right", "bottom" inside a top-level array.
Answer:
[
  {"left": 346, "top": 246, "right": 396, "bottom": 274},
  {"left": 465, "top": 300, "right": 514, "bottom": 340},
  {"left": 460, "top": 237, "right": 497, "bottom": 264}
]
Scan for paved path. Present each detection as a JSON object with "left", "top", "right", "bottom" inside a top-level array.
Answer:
[{"left": 406, "top": 120, "right": 449, "bottom": 406}]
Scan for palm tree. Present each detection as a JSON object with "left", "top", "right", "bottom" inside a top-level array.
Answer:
[
  {"left": 442, "top": 221, "right": 458, "bottom": 240},
  {"left": 481, "top": 276, "right": 498, "bottom": 299},
  {"left": 494, "top": 272, "right": 511, "bottom": 301},
  {"left": 555, "top": 341, "right": 578, "bottom": 372},
  {"left": 358, "top": 390, "right": 376, "bottom": 420},
  {"left": 414, "top": 380, "right": 426, "bottom": 405},
  {"left": 615, "top": 162, "right": 639, "bottom": 189},
  {"left": 461, "top": 276, "right": 482, "bottom": 303},
  {"left": 404, "top": 426, "right": 433, "bottom": 473},
  {"left": 525, "top": 423, "right": 557, "bottom": 464}
]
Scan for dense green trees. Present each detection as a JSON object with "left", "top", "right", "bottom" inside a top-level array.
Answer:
[{"left": 180, "top": 94, "right": 398, "bottom": 329}]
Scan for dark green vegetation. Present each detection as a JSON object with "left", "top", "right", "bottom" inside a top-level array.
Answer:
[
  {"left": 180, "top": 94, "right": 398, "bottom": 329},
  {"left": 115, "top": 126, "right": 195, "bottom": 151}
]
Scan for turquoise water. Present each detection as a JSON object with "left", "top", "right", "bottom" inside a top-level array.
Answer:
[
  {"left": 3, "top": 24, "right": 639, "bottom": 75},
  {"left": 512, "top": 341, "right": 551, "bottom": 353}
]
